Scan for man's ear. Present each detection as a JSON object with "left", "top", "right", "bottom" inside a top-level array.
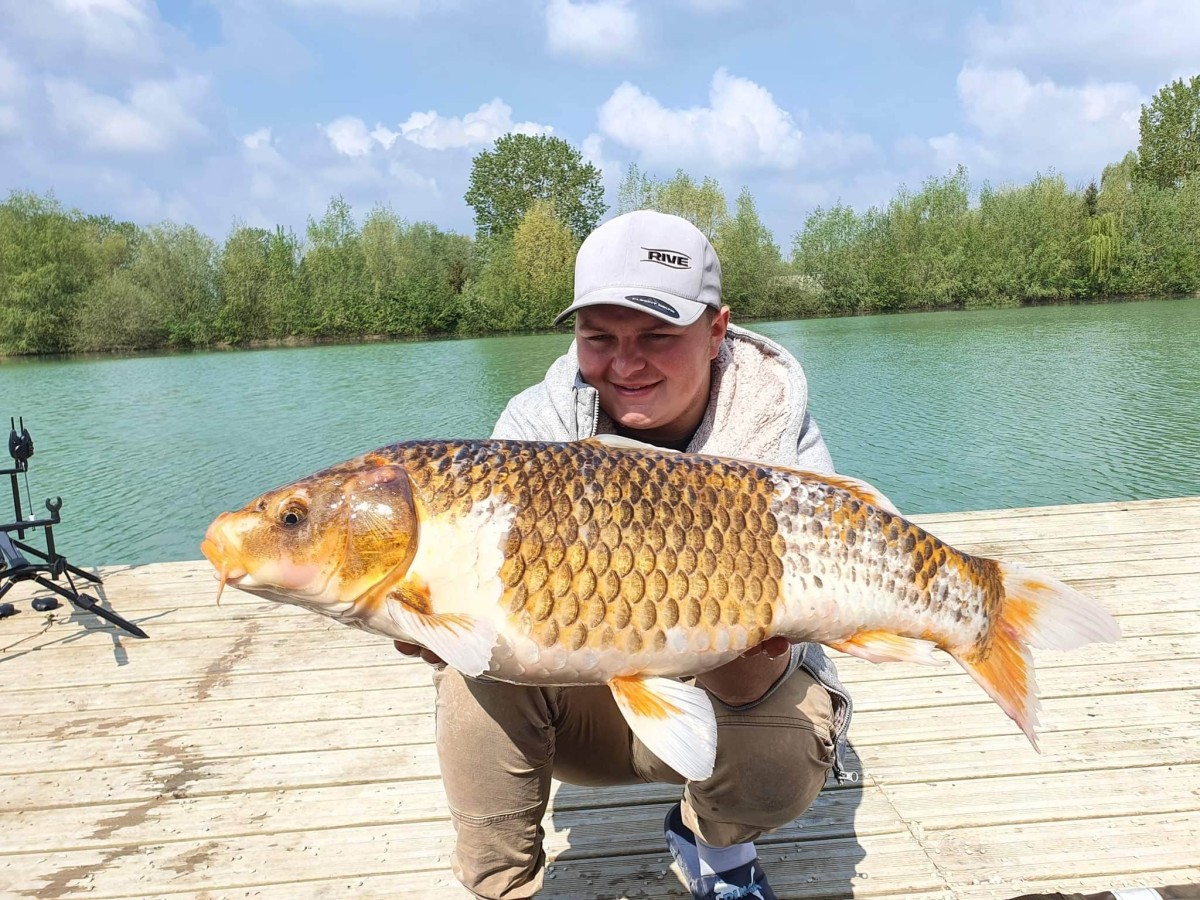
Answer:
[{"left": 709, "top": 306, "right": 731, "bottom": 358}]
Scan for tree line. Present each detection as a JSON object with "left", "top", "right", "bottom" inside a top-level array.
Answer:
[{"left": 1, "top": 76, "right": 1197, "bottom": 356}]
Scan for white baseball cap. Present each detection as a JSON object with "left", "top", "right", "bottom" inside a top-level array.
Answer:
[{"left": 554, "top": 209, "right": 722, "bottom": 327}]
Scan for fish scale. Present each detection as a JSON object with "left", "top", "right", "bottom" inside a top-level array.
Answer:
[{"left": 202, "top": 435, "right": 1121, "bottom": 781}]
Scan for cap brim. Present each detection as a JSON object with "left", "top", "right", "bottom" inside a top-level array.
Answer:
[{"left": 554, "top": 287, "right": 710, "bottom": 327}]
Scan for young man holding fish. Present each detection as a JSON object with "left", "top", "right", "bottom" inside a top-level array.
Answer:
[
  {"left": 401, "top": 210, "right": 852, "bottom": 900},
  {"left": 204, "top": 210, "right": 1117, "bottom": 898}
]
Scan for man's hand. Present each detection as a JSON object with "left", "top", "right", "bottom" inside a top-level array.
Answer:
[{"left": 394, "top": 640, "right": 446, "bottom": 668}]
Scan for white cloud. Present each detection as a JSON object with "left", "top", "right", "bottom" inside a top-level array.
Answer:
[
  {"left": 323, "top": 115, "right": 374, "bottom": 157},
  {"left": 370, "top": 124, "right": 399, "bottom": 149},
  {"left": 323, "top": 101, "right": 552, "bottom": 156},
  {"left": 1, "top": 0, "right": 162, "bottom": 63},
  {"left": 242, "top": 128, "right": 273, "bottom": 151},
  {"left": 598, "top": 68, "right": 871, "bottom": 171},
  {"left": 926, "top": 65, "right": 1141, "bottom": 179},
  {"left": 958, "top": 66, "right": 1141, "bottom": 136},
  {"left": 46, "top": 74, "right": 208, "bottom": 153},
  {"left": 398, "top": 99, "right": 553, "bottom": 149},
  {"left": 546, "top": 0, "right": 640, "bottom": 63},
  {"left": 968, "top": 0, "right": 1200, "bottom": 81}
]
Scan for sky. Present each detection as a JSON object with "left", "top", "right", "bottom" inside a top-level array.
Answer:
[{"left": 1, "top": 0, "right": 1198, "bottom": 250}]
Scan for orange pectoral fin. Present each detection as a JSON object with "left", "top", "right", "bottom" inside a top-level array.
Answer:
[{"left": 382, "top": 576, "right": 497, "bottom": 678}]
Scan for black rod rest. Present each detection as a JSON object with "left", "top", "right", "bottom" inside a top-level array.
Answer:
[{"left": 0, "top": 418, "right": 147, "bottom": 639}]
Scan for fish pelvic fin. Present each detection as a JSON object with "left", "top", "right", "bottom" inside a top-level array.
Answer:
[
  {"left": 385, "top": 579, "right": 497, "bottom": 678},
  {"left": 609, "top": 675, "right": 717, "bottom": 782},
  {"left": 830, "top": 631, "right": 947, "bottom": 666},
  {"left": 958, "top": 562, "right": 1121, "bottom": 752}
]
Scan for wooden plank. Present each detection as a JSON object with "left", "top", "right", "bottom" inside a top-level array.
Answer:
[
  {"left": 5, "top": 654, "right": 1196, "bottom": 771},
  {"left": 876, "top": 763, "right": 1200, "bottom": 829},
  {"left": 0, "top": 806, "right": 947, "bottom": 900},
  {"left": 920, "top": 811, "right": 1200, "bottom": 886},
  {"left": 851, "top": 724, "right": 1200, "bottom": 784},
  {"left": 5, "top": 711, "right": 1197, "bottom": 814},
  {"left": 0, "top": 782, "right": 897, "bottom": 858},
  {"left": 4, "top": 680, "right": 1195, "bottom": 789}
]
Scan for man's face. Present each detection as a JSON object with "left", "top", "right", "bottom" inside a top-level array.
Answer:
[{"left": 575, "top": 304, "right": 730, "bottom": 444}]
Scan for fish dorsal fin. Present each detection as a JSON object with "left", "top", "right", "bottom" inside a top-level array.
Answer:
[
  {"left": 585, "top": 435, "right": 899, "bottom": 515},
  {"left": 803, "top": 472, "right": 900, "bottom": 514},
  {"left": 583, "top": 434, "right": 676, "bottom": 453},
  {"left": 609, "top": 675, "right": 717, "bottom": 781}
]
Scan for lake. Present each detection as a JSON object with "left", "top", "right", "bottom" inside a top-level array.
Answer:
[{"left": 2, "top": 297, "right": 1197, "bottom": 566}]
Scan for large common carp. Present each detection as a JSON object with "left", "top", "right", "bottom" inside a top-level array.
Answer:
[{"left": 201, "top": 437, "right": 1120, "bottom": 780}]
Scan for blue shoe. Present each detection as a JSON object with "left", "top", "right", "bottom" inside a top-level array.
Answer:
[{"left": 663, "top": 802, "right": 779, "bottom": 900}]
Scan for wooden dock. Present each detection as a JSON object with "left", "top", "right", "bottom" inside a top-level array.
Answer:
[{"left": 1, "top": 496, "right": 1197, "bottom": 899}]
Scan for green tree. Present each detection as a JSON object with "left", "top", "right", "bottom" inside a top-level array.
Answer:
[
  {"left": 404, "top": 223, "right": 473, "bottom": 334},
  {"left": 302, "top": 196, "right": 369, "bottom": 336},
  {"left": 0, "top": 192, "right": 111, "bottom": 354},
  {"left": 790, "top": 202, "right": 870, "bottom": 312},
  {"left": 1086, "top": 213, "right": 1120, "bottom": 282},
  {"left": 648, "top": 170, "right": 728, "bottom": 240},
  {"left": 263, "top": 227, "right": 306, "bottom": 337},
  {"left": 465, "top": 134, "right": 606, "bottom": 241},
  {"left": 969, "top": 173, "right": 1085, "bottom": 304},
  {"left": 512, "top": 201, "right": 578, "bottom": 327},
  {"left": 713, "top": 188, "right": 781, "bottom": 317},
  {"left": 72, "top": 270, "right": 164, "bottom": 351},
  {"left": 1136, "top": 75, "right": 1200, "bottom": 189},
  {"left": 217, "top": 225, "right": 272, "bottom": 343},
  {"left": 360, "top": 205, "right": 407, "bottom": 334},
  {"left": 133, "top": 222, "right": 220, "bottom": 347},
  {"left": 616, "top": 163, "right": 657, "bottom": 214},
  {"left": 458, "top": 234, "right": 523, "bottom": 334}
]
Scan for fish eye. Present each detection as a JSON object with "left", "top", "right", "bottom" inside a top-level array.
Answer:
[{"left": 279, "top": 502, "right": 308, "bottom": 527}]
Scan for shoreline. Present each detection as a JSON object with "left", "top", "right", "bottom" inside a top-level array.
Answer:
[{"left": 2, "top": 292, "right": 1196, "bottom": 362}]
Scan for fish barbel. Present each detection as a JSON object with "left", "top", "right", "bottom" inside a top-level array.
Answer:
[{"left": 201, "top": 436, "right": 1120, "bottom": 780}]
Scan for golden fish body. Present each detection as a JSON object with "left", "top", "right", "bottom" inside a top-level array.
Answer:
[{"left": 202, "top": 436, "right": 1120, "bottom": 779}]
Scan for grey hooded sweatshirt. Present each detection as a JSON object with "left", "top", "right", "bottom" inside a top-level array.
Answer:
[{"left": 491, "top": 323, "right": 856, "bottom": 782}]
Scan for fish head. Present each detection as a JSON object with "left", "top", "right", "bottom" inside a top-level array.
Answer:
[{"left": 201, "top": 460, "right": 420, "bottom": 615}]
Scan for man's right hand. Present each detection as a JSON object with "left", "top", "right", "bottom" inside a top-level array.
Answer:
[{"left": 394, "top": 640, "right": 446, "bottom": 668}]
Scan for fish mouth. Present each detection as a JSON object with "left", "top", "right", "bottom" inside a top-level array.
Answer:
[{"left": 201, "top": 518, "right": 250, "bottom": 605}]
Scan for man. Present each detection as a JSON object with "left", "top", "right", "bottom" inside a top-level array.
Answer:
[{"left": 397, "top": 210, "right": 853, "bottom": 899}]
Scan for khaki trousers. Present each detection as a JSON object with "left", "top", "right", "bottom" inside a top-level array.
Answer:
[{"left": 433, "top": 667, "right": 836, "bottom": 899}]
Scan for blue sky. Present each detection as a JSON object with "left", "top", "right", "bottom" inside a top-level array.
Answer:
[{"left": 1, "top": 0, "right": 1197, "bottom": 250}]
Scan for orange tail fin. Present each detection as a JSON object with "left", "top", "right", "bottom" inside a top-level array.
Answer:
[{"left": 956, "top": 562, "right": 1121, "bottom": 751}]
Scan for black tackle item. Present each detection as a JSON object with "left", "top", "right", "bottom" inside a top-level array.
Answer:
[{"left": 1, "top": 418, "right": 148, "bottom": 639}]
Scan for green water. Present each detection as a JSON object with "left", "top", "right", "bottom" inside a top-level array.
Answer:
[{"left": 1, "top": 298, "right": 1197, "bottom": 566}]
